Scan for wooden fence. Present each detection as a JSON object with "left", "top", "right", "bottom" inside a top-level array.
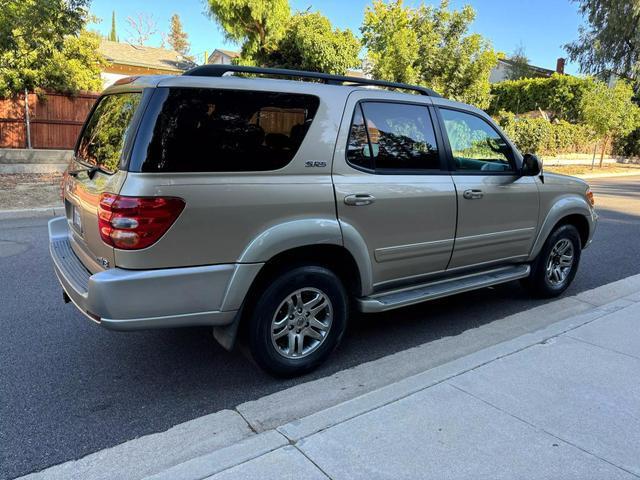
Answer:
[{"left": 0, "top": 91, "right": 99, "bottom": 150}]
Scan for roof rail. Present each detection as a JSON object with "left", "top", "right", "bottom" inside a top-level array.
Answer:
[{"left": 182, "top": 64, "right": 442, "bottom": 98}]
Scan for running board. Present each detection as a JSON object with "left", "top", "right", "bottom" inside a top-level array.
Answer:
[{"left": 357, "top": 264, "right": 531, "bottom": 313}]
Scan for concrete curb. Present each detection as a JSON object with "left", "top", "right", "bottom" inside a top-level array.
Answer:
[
  {"left": 573, "top": 171, "right": 640, "bottom": 179},
  {"left": 19, "top": 274, "right": 640, "bottom": 480},
  {"left": 0, "top": 206, "right": 64, "bottom": 220},
  {"left": 156, "top": 276, "right": 640, "bottom": 480},
  {"left": 146, "top": 430, "right": 289, "bottom": 480},
  {"left": 19, "top": 410, "right": 253, "bottom": 480},
  {"left": 278, "top": 298, "right": 633, "bottom": 443}
]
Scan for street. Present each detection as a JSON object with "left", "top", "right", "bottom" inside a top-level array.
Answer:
[{"left": 1, "top": 175, "right": 639, "bottom": 480}]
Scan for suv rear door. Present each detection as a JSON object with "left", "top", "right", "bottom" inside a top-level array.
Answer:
[
  {"left": 333, "top": 91, "right": 457, "bottom": 290},
  {"left": 435, "top": 106, "right": 539, "bottom": 269},
  {"left": 63, "top": 91, "right": 144, "bottom": 272}
]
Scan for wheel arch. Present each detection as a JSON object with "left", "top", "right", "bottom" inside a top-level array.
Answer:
[{"left": 529, "top": 196, "right": 595, "bottom": 260}]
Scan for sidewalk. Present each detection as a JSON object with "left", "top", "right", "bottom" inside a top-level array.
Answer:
[
  {"left": 19, "top": 275, "right": 640, "bottom": 480},
  {"left": 150, "top": 282, "right": 640, "bottom": 479}
]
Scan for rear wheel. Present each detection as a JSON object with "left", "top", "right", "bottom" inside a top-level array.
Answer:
[
  {"left": 524, "top": 224, "right": 581, "bottom": 298},
  {"left": 247, "top": 265, "right": 348, "bottom": 377}
]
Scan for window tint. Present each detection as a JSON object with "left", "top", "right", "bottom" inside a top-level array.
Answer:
[
  {"left": 76, "top": 93, "right": 142, "bottom": 173},
  {"left": 140, "top": 88, "right": 319, "bottom": 172},
  {"left": 346, "top": 105, "right": 373, "bottom": 170},
  {"left": 440, "top": 108, "right": 513, "bottom": 172},
  {"left": 346, "top": 102, "right": 440, "bottom": 172}
]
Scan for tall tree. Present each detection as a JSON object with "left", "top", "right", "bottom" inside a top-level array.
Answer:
[
  {"left": 109, "top": 11, "right": 117, "bottom": 42},
  {"left": 361, "top": 0, "right": 499, "bottom": 109},
  {"left": 565, "top": 0, "right": 640, "bottom": 84},
  {"left": 0, "top": 0, "right": 105, "bottom": 97},
  {"left": 581, "top": 79, "right": 640, "bottom": 165},
  {"left": 266, "top": 12, "right": 360, "bottom": 74},
  {"left": 206, "top": 0, "right": 290, "bottom": 64},
  {"left": 507, "top": 45, "right": 534, "bottom": 81},
  {"left": 125, "top": 12, "right": 157, "bottom": 46},
  {"left": 168, "top": 13, "right": 190, "bottom": 56}
]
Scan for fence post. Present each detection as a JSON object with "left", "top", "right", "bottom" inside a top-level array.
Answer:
[{"left": 24, "top": 88, "right": 32, "bottom": 149}]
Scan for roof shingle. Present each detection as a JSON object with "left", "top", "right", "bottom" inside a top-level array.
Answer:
[{"left": 99, "top": 39, "right": 197, "bottom": 72}]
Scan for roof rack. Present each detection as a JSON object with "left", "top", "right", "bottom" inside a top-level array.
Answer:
[{"left": 182, "top": 64, "right": 442, "bottom": 98}]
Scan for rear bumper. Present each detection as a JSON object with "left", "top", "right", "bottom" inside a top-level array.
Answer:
[{"left": 48, "top": 217, "right": 258, "bottom": 330}]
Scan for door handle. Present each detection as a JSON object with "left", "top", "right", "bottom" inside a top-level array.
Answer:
[
  {"left": 344, "top": 194, "right": 375, "bottom": 206},
  {"left": 463, "top": 189, "right": 484, "bottom": 200}
]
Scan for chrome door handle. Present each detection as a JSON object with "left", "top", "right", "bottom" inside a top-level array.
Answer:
[
  {"left": 463, "top": 189, "right": 484, "bottom": 200},
  {"left": 344, "top": 194, "right": 375, "bottom": 206}
]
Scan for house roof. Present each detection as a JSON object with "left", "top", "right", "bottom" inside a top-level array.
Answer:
[
  {"left": 214, "top": 49, "right": 241, "bottom": 58},
  {"left": 99, "top": 39, "right": 197, "bottom": 72},
  {"left": 498, "top": 58, "right": 555, "bottom": 77}
]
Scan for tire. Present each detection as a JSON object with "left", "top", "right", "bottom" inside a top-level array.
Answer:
[
  {"left": 247, "top": 265, "right": 348, "bottom": 377},
  {"left": 524, "top": 224, "right": 582, "bottom": 298}
]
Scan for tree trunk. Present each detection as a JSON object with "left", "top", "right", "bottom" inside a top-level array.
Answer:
[{"left": 599, "top": 137, "right": 608, "bottom": 168}]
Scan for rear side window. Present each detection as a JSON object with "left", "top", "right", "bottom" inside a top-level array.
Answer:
[
  {"left": 76, "top": 93, "right": 142, "bottom": 173},
  {"left": 346, "top": 101, "right": 440, "bottom": 173},
  {"left": 140, "top": 88, "right": 320, "bottom": 172}
]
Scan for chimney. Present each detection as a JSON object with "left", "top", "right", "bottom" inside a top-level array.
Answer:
[{"left": 556, "top": 58, "right": 566, "bottom": 75}]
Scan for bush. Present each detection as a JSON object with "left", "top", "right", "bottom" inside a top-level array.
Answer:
[
  {"left": 489, "top": 74, "right": 597, "bottom": 123},
  {"left": 496, "top": 112, "right": 596, "bottom": 156},
  {"left": 614, "top": 127, "right": 640, "bottom": 158}
]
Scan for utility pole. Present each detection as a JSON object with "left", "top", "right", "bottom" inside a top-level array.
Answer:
[{"left": 24, "top": 88, "right": 32, "bottom": 149}]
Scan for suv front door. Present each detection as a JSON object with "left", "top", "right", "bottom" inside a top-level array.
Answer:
[
  {"left": 436, "top": 106, "right": 539, "bottom": 270},
  {"left": 333, "top": 92, "right": 457, "bottom": 290}
]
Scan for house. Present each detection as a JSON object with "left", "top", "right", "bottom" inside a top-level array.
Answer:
[
  {"left": 205, "top": 48, "right": 371, "bottom": 78},
  {"left": 207, "top": 49, "right": 241, "bottom": 65},
  {"left": 489, "top": 57, "right": 565, "bottom": 83},
  {"left": 99, "top": 39, "right": 197, "bottom": 88}
]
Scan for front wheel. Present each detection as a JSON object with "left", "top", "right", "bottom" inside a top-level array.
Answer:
[
  {"left": 524, "top": 224, "right": 582, "bottom": 298},
  {"left": 247, "top": 266, "right": 348, "bottom": 377}
]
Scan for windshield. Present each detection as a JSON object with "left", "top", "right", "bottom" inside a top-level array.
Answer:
[{"left": 76, "top": 92, "right": 142, "bottom": 173}]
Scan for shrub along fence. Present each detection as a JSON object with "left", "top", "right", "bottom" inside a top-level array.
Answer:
[
  {"left": 495, "top": 111, "right": 607, "bottom": 158},
  {"left": 0, "top": 91, "right": 99, "bottom": 150}
]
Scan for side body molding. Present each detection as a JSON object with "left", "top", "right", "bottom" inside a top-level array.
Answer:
[{"left": 528, "top": 194, "right": 597, "bottom": 260}]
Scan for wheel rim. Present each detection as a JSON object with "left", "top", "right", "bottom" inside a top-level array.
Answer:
[
  {"left": 545, "top": 238, "right": 574, "bottom": 286},
  {"left": 270, "top": 287, "right": 333, "bottom": 359}
]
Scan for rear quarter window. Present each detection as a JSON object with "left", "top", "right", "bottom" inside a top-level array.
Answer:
[
  {"left": 76, "top": 92, "right": 142, "bottom": 173},
  {"left": 139, "top": 88, "right": 320, "bottom": 172}
]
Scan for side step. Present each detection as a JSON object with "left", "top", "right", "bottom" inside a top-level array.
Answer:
[{"left": 357, "top": 264, "right": 531, "bottom": 313}]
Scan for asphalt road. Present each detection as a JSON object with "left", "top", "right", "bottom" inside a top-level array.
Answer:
[{"left": 2, "top": 175, "right": 640, "bottom": 479}]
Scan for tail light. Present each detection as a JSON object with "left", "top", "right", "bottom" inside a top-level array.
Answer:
[{"left": 98, "top": 193, "right": 185, "bottom": 250}]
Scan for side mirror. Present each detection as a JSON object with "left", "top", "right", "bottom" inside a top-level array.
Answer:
[{"left": 522, "top": 153, "right": 543, "bottom": 182}]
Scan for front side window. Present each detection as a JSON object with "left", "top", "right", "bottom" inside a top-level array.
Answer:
[
  {"left": 140, "top": 88, "right": 319, "bottom": 172},
  {"left": 76, "top": 93, "right": 142, "bottom": 173},
  {"left": 440, "top": 108, "right": 513, "bottom": 173},
  {"left": 346, "top": 102, "right": 440, "bottom": 172}
]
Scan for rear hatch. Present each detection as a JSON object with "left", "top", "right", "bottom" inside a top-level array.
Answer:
[{"left": 63, "top": 91, "right": 144, "bottom": 273}]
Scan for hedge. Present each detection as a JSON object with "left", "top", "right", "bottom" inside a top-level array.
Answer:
[
  {"left": 496, "top": 112, "right": 598, "bottom": 156},
  {"left": 488, "top": 74, "right": 596, "bottom": 123}
]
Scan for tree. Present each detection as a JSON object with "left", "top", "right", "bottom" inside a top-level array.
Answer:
[
  {"left": 206, "top": 0, "right": 290, "bottom": 64},
  {"left": 0, "top": 0, "right": 105, "bottom": 97},
  {"left": 361, "top": 0, "right": 499, "bottom": 109},
  {"left": 125, "top": 12, "right": 157, "bottom": 46},
  {"left": 581, "top": 79, "right": 640, "bottom": 165},
  {"left": 109, "top": 11, "right": 118, "bottom": 42},
  {"left": 167, "top": 13, "right": 190, "bottom": 56},
  {"left": 507, "top": 45, "right": 534, "bottom": 80},
  {"left": 565, "top": 0, "right": 639, "bottom": 85},
  {"left": 266, "top": 12, "right": 360, "bottom": 74}
]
